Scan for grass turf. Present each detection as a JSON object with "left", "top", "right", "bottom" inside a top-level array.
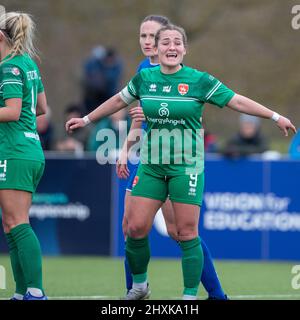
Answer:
[{"left": 0, "top": 255, "right": 299, "bottom": 300}]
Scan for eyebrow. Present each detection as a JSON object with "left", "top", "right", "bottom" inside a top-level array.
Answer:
[
  {"left": 140, "top": 33, "right": 155, "bottom": 36},
  {"left": 160, "top": 37, "right": 183, "bottom": 41}
]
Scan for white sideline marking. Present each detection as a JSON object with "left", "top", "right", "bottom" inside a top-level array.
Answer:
[
  {"left": 228, "top": 294, "right": 300, "bottom": 299},
  {"left": 1, "top": 293, "right": 300, "bottom": 300}
]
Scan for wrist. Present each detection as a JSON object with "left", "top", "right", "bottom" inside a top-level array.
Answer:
[
  {"left": 271, "top": 112, "right": 280, "bottom": 122},
  {"left": 83, "top": 115, "right": 91, "bottom": 126}
]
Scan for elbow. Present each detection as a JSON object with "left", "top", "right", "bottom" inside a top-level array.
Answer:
[
  {"left": 11, "top": 113, "right": 21, "bottom": 122},
  {"left": 228, "top": 94, "right": 244, "bottom": 112},
  {"left": 37, "top": 103, "right": 48, "bottom": 116},
  {"left": 37, "top": 108, "right": 47, "bottom": 116}
]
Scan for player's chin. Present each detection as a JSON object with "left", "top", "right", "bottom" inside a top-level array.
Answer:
[
  {"left": 163, "top": 58, "right": 181, "bottom": 66},
  {"left": 143, "top": 50, "right": 154, "bottom": 57}
]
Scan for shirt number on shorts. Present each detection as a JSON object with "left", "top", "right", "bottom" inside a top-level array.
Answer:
[
  {"left": 189, "top": 174, "right": 198, "bottom": 187},
  {"left": 0, "top": 160, "right": 7, "bottom": 173}
]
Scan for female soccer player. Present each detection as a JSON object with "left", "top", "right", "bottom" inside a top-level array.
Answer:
[
  {"left": 66, "top": 24, "right": 296, "bottom": 300},
  {"left": 0, "top": 12, "right": 48, "bottom": 300},
  {"left": 118, "top": 15, "right": 227, "bottom": 300}
]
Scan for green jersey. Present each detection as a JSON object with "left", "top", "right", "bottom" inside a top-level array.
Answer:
[
  {"left": 0, "top": 53, "right": 45, "bottom": 162},
  {"left": 121, "top": 65, "right": 235, "bottom": 174}
]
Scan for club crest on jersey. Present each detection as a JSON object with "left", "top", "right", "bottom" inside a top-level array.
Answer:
[
  {"left": 178, "top": 83, "right": 189, "bottom": 95},
  {"left": 11, "top": 67, "right": 20, "bottom": 76}
]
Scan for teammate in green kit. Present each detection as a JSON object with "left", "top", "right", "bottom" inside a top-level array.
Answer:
[
  {"left": 66, "top": 24, "right": 296, "bottom": 300},
  {"left": 0, "top": 12, "right": 48, "bottom": 300}
]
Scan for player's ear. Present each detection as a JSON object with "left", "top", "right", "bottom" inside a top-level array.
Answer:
[
  {"left": 153, "top": 46, "right": 158, "bottom": 55},
  {"left": 0, "top": 31, "right": 4, "bottom": 42}
]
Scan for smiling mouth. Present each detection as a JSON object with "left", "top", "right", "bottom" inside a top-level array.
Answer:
[{"left": 166, "top": 53, "right": 177, "bottom": 58}]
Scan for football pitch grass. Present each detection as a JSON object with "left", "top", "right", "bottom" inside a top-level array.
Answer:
[{"left": 0, "top": 255, "right": 300, "bottom": 300}]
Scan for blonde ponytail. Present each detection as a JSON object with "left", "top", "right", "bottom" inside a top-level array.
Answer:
[{"left": 0, "top": 12, "right": 39, "bottom": 59}]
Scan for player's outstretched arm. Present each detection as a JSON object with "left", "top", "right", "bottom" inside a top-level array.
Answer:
[
  {"left": 227, "top": 94, "right": 297, "bottom": 137},
  {"left": 65, "top": 93, "right": 128, "bottom": 133}
]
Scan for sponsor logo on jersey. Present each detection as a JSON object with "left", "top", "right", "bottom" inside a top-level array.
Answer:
[
  {"left": 158, "top": 103, "right": 169, "bottom": 117},
  {"left": 132, "top": 176, "right": 139, "bottom": 187},
  {"left": 11, "top": 67, "right": 20, "bottom": 76},
  {"left": 149, "top": 83, "right": 157, "bottom": 92},
  {"left": 163, "top": 85, "right": 172, "bottom": 93},
  {"left": 178, "top": 83, "right": 189, "bottom": 95}
]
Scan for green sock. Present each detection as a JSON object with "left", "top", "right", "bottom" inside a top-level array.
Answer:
[
  {"left": 5, "top": 232, "right": 27, "bottom": 295},
  {"left": 180, "top": 237, "right": 203, "bottom": 297},
  {"left": 10, "top": 223, "right": 44, "bottom": 291},
  {"left": 125, "top": 236, "right": 150, "bottom": 283}
]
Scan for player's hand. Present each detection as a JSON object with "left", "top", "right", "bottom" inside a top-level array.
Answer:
[
  {"left": 116, "top": 153, "right": 130, "bottom": 179},
  {"left": 129, "top": 106, "right": 145, "bottom": 122},
  {"left": 276, "top": 116, "right": 297, "bottom": 137},
  {"left": 65, "top": 118, "right": 85, "bottom": 133}
]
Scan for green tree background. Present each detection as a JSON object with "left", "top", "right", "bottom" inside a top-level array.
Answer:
[{"left": 2, "top": 0, "right": 300, "bottom": 151}]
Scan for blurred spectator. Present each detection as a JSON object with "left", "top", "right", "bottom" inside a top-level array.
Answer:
[
  {"left": 223, "top": 114, "right": 268, "bottom": 158},
  {"left": 202, "top": 117, "right": 219, "bottom": 153},
  {"left": 37, "top": 107, "right": 54, "bottom": 150},
  {"left": 204, "top": 130, "right": 218, "bottom": 153},
  {"left": 289, "top": 128, "right": 300, "bottom": 159},
  {"left": 87, "top": 109, "right": 130, "bottom": 155},
  {"left": 55, "top": 137, "right": 83, "bottom": 155},
  {"left": 54, "top": 103, "right": 91, "bottom": 153},
  {"left": 64, "top": 104, "right": 91, "bottom": 148},
  {"left": 81, "top": 46, "right": 123, "bottom": 113},
  {"left": 102, "top": 47, "right": 124, "bottom": 99}
]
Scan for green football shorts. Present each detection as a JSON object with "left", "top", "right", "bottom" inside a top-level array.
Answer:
[
  {"left": 131, "top": 164, "right": 204, "bottom": 206},
  {"left": 0, "top": 159, "right": 45, "bottom": 193}
]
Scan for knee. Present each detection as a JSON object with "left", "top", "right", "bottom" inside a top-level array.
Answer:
[
  {"left": 166, "top": 225, "right": 178, "bottom": 241},
  {"left": 176, "top": 225, "right": 198, "bottom": 242},
  {"left": 127, "top": 221, "right": 148, "bottom": 238},
  {"left": 2, "top": 217, "right": 17, "bottom": 233},
  {"left": 2, "top": 220, "right": 10, "bottom": 233},
  {"left": 1, "top": 211, "right": 28, "bottom": 233},
  {"left": 122, "top": 215, "right": 128, "bottom": 239}
]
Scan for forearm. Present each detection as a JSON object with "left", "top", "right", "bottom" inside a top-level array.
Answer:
[
  {"left": 121, "top": 119, "right": 142, "bottom": 154},
  {"left": 227, "top": 93, "right": 296, "bottom": 137},
  {"left": 86, "top": 93, "right": 127, "bottom": 123},
  {"left": 0, "top": 106, "right": 20, "bottom": 122},
  {"left": 0, "top": 98, "right": 22, "bottom": 122},
  {"left": 36, "top": 92, "right": 48, "bottom": 116},
  {"left": 227, "top": 94, "right": 275, "bottom": 119}
]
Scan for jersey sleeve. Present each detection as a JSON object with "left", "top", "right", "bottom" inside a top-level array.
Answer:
[
  {"left": 119, "top": 72, "right": 141, "bottom": 105},
  {"left": 37, "top": 71, "right": 44, "bottom": 94},
  {"left": 1, "top": 65, "right": 24, "bottom": 100},
  {"left": 200, "top": 72, "right": 235, "bottom": 108}
]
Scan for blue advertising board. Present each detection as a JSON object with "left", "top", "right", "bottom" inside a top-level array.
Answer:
[
  {"left": 0, "top": 156, "right": 113, "bottom": 255},
  {"left": 113, "top": 158, "right": 300, "bottom": 261}
]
